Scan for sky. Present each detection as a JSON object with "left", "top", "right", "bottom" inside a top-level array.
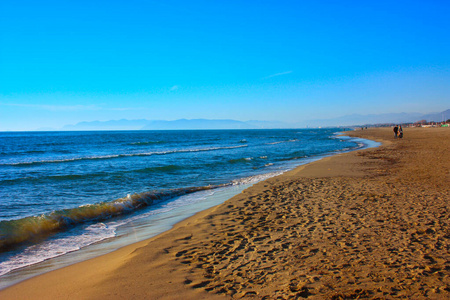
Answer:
[{"left": 0, "top": 0, "right": 449, "bottom": 131}]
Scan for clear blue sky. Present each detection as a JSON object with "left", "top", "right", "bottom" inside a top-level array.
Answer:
[{"left": 1, "top": 0, "right": 449, "bottom": 130}]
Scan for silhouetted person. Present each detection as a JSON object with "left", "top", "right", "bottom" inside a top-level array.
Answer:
[{"left": 393, "top": 125, "right": 399, "bottom": 138}]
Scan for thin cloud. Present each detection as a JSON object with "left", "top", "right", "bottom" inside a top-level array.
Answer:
[
  {"left": 0, "top": 102, "right": 141, "bottom": 112},
  {"left": 170, "top": 85, "right": 179, "bottom": 91},
  {"left": 262, "top": 71, "right": 293, "bottom": 80},
  {"left": 0, "top": 102, "right": 101, "bottom": 111},
  {"left": 107, "top": 107, "right": 146, "bottom": 111}
]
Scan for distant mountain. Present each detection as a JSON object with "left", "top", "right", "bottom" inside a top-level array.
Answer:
[
  {"left": 297, "top": 109, "right": 449, "bottom": 127},
  {"left": 296, "top": 112, "right": 425, "bottom": 127},
  {"left": 141, "top": 119, "right": 258, "bottom": 130},
  {"left": 62, "top": 118, "right": 260, "bottom": 131},
  {"left": 60, "top": 109, "right": 448, "bottom": 131},
  {"left": 62, "top": 119, "right": 150, "bottom": 131},
  {"left": 422, "top": 109, "right": 450, "bottom": 122}
]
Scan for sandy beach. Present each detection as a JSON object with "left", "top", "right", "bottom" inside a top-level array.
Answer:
[{"left": 1, "top": 127, "right": 449, "bottom": 299}]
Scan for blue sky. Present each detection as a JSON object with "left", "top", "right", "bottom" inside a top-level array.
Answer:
[{"left": 0, "top": 0, "right": 449, "bottom": 130}]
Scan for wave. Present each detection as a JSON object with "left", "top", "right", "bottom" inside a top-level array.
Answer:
[
  {"left": 228, "top": 157, "right": 253, "bottom": 164},
  {"left": 22, "top": 150, "right": 47, "bottom": 154},
  {"left": 136, "top": 165, "right": 184, "bottom": 173},
  {"left": 1, "top": 165, "right": 187, "bottom": 185},
  {"left": 0, "top": 185, "right": 226, "bottom": 252},
  {"left": 265, "top": 139, "right": 299, "bottom": 145},
  {"left": 129, "top": 141, "right": 166, "bottom": 146},
  {"left": 278, "top": 155, "right": 308, "bottom": 162},
  {"left": 0, "top": 150, "right": 47, "bottom": 156},
  {"left": 231, "top": 171, "right": 283, "bottom": 186},
  {"left": 1, "top": 145, "right": 248, "bottom": 167},
  {"left": 0, "top": 173, "right": 109, "bottom": 186}
]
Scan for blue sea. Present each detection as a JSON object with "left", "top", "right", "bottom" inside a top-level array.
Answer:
[{"left": 0, "top": 129, "right": 376, "bottom": 287}]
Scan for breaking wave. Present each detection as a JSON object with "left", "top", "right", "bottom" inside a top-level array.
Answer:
[
  {"left": 0, "top": 185, "right": 225, "bottom": 252},
  {"left": 1, "top": 145, "right": 248, "bottom": 167}
]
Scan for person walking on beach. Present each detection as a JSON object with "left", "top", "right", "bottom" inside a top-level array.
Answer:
[
  {"left": 398, "top": 125, "right": 403, "bottom": 138},
  {"left": 393, "top": 125, "right": 399, "bottom": 138}
]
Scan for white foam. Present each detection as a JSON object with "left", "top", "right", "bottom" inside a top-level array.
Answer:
[
  {"left": 231, "top": 171, "right": 283, "bottom": 186},
  {"left": 0, "top": 223, "right": 115, "bottom": 277},
  {"left": 265, "top": 139, "right": 299, "bottom": 145},
  {"left": 2, "top": 145, "right": 248, "bottom": 166},
  {"left": 0, "top": 135, "right": 381, "bottom": 285}
]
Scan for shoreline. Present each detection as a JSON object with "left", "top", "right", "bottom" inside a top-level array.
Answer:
[
  {"left": 1, "top": 127, "right": 449, "bottom": 299},
  {"left": 0, "top": 131, "right": 373, "bottom": 288}
]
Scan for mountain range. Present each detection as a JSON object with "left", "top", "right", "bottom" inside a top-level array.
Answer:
[{"left": 58, "top": 109, "right": 449, "bottom": 131}]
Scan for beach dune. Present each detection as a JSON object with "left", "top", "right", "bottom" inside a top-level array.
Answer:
[{"left": 1, "top": 127, "right": 449, "bottom": 299}]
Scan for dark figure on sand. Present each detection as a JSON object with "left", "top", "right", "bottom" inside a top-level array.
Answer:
[
  {"left": 398, "top": 125, "right": 403, "bottom": 138},
  {"left": 393, "top": 125, "right": 399, "bottom": 138}
]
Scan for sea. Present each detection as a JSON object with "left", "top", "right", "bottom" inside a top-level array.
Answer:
[{"left": 0, "top": 129, "right": 378, "bottom": 288}]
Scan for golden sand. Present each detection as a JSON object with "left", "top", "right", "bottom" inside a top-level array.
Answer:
[{"left": 1, "top": 127, "right": 449, "bottom": 299}]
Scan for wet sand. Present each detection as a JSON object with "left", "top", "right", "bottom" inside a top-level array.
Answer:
[{"left": 1, "top": 127, "right": 449, "bottom": 299}]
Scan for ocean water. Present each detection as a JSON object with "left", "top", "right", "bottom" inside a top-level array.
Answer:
[{"left": 0, "top": 129, "right": 374, "bottom": 286}]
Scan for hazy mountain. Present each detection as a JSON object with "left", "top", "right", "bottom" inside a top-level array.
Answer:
[
  {"left": 62, "top": 119, "right": 150, "bottom": 131},
  {"left": 422, "top": 109, "right": 450, "bottom": 122},
  {"left": 141, "top": 119, "right": 258, "bottom": 130},
  {"left": 297, "top": 109, "right": 449, "bottom": 127},
  {"left": 60, "top": 109, "right": 448, "bottom": 131},
  {"left": 296, "top": 112, "right": 425, "bottom": 127}
]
